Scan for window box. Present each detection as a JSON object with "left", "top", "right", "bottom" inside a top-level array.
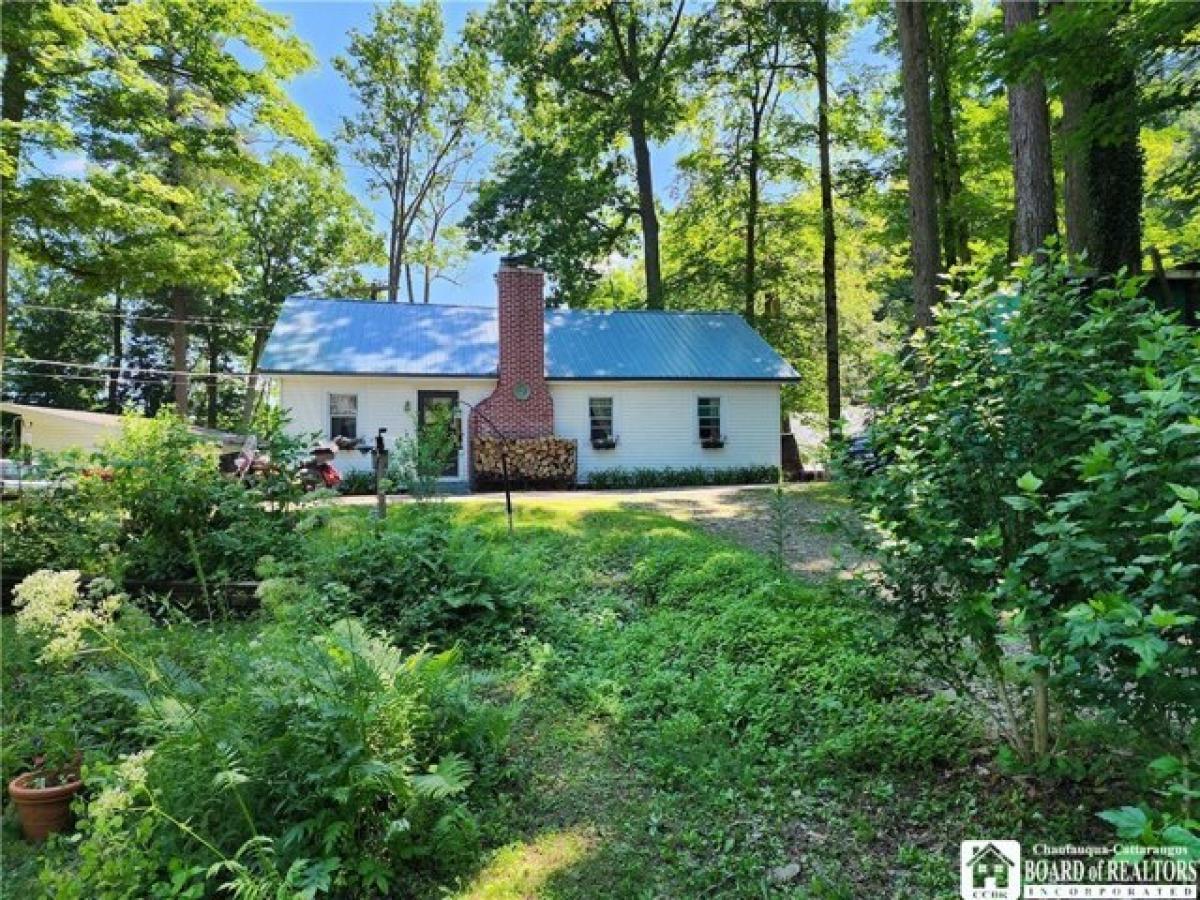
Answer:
[
  {"left": 591, "top": 436, "right": 619, "bottom": 450},
  {"left": 700, "top": 437, "right": 726, "bottom": 449}
]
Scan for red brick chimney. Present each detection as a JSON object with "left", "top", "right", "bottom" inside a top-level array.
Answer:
[{"left": 472, "top": 256, "right": 554, "bottom": 439}]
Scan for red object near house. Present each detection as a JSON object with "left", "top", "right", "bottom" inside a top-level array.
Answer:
[{"left": 318, "top": 462, "right": 341, "bottom": 488}]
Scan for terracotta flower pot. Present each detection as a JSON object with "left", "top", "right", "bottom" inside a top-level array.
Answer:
[{"left": 8, "top": 771, "right": 83, "bottom": 842}]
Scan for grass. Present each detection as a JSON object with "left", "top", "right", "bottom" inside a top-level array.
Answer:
[
  {"left": 427, "top": 500, "right": 1100, "bottom": 897},
  {"left": 3, "top": 497, "right": 1105, "bottom": 897}
]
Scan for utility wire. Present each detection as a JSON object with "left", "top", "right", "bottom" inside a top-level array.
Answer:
[
  {"left": 6, "top": 358, "right": 258, "bottom": 381},
  {"left": 12, "top": 304, "right": 277, "bottom": 331},
  {"left": 2, "top": 370, "right": 220, "bottom": 386}
]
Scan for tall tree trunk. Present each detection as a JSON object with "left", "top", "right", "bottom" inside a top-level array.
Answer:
[
  {"left": 1060, "top": 86, "right": 1093, "bottom": 261},
  {"left": 162, "top": 51, "right": 191, "bottom": 417},
  {"left": 929, "top": 7, "right": 970, "bottom": 268},
  {"left": 1002, "top": 0, "right": 1057, "bottom": 257},
  {"left": 744, "top": 135, "right": 760, "bottom": 324},
  {"left": 815, "top": 7, "right": 841, "bottom": 438},
  {"left": 387, "top": 214, "right": 402, "bottom": 303},
  {"left": 630, "top": 110, "right": 664, "bottom": 309},
  {"left": 241, "top": 329, "right": 269, "bottom": 427},
  {"left": 108, "top": 295, "right": 123, "bottom": 413},
  {"left": 172, "top": 286, "right": 190, "bottom": 416},
  {"left": 1087, "top": 70, "right": 1143, "bottom": 275},
  {"left": 0, "top": 4, "right": 34, "bottom": 375},
  {"left": 206, "top": 325, "right": 219, "bottom": 429},
  {"left": 895, "top": 0, "right": 940, "bottom": 330}
]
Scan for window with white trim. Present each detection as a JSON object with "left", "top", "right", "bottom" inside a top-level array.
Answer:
[
  {"left": 697, "top": 396, "right": 722, "bottom": 444},
  {"left": 589, "top": 397, "right": 614, "bottom": 445},
  {"left": 329, "top": 393, "right": 358, "bottom": 440}
]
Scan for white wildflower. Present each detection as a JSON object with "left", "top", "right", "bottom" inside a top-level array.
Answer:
[{"left": 13, "top": 569, "right": 122, "bottom": 664}]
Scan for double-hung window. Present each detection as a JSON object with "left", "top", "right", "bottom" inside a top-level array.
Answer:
[
  {"left": 329, "top": 393, "right": 358, "bottom": 440},
  {"left": 697, "top": 396, "right": 722, "bottom": 446},
  {"left": 589, "top": 397, "right": 615, "bottom": 447}
]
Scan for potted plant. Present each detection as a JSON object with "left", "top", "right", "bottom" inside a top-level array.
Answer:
[{"left": 7, "top": 721, "right": 83, "bottom": 842}]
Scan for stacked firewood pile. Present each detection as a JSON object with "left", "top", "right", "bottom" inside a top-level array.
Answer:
[{"left": 473, "top": 436, "right": 577, "bottom": 488}]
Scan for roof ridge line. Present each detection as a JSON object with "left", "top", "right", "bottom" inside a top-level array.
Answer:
[
  {"left": 283, "top": 295, "right": 494, "bottom": 311},
  {"left": 285, "top": 296, "right": 742, "bottom": 317}
]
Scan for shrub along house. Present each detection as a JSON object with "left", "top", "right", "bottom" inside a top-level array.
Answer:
[{"left": 258, "top": 257, "right": 798, "bottom": 488}]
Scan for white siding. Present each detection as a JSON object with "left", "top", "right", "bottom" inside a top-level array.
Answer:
[
  {"left": 14, "top": 411, "right": 122, "bottom": 454},
  {"left": 275, "top": 375, "right": 492, "bottom": 476},
  {"left": 549, "top": 380, "right": 782, "bottom": 481},
  {"left": 276, "top": 376, "right": 782, "bottom": 484}
]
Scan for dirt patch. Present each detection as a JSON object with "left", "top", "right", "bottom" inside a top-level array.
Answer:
[{"left": 623, "top": 483, "right": 865, "bottom": 577}]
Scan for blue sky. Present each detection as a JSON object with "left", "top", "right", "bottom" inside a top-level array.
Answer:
[
  {"left": 268, "top": 2, "right": 499, "bottom": 305},
  {"left": 267, "top": 1, "right": 709, "bottom": 307}
]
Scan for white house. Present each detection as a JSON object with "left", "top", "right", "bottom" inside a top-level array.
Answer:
[{"left": 258, "top": 258, "right": 798, "bottom": 487}]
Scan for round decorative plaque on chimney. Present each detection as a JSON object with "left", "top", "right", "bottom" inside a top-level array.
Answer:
[{"left": 513, "top": 382, "right": 532, "bottom": 401}]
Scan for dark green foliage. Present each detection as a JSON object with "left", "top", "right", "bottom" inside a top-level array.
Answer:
[
  {"left": 0, "top": 618, "right": 137, "bottom": 790},
  {"left": 280, "top": 506, "right": 522, "bottom": 646},
  {"left": 0, "top": 479, "right": 120, "bottom": 578},
  {"left": 94, "top": 415, "right": 298, "bottom": 581},
  {"left": 336, "top": 468, "right": 377, "bottom": 496},
  {"left": 586, "top": 464, "right": 779, "bottom": 490},
  {"left": 841, "top": 252, "right": 1199, "bottom": 841},
  {"left": 0, "top": 414, "right": 311, "bottom": 583},
  {"left": 6, "top": 597, "right": 511, "bottom": 899}
]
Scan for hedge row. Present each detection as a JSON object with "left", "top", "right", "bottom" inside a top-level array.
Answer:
[{"left": 586, "top": 465, "right": 779, "bottom": 490}]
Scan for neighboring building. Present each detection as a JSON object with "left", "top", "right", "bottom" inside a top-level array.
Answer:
[
  {"left": 258, "top": 258, "right": 798, "bottom": 486},
  {"left": 0, "top": 402, "right": 242, "bottom": 456},
  {"left": 1, "top": 403, "right": 124, "bottom": 455}
]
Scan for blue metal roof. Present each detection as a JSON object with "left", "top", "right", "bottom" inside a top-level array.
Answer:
[{"left": 259, "top": 297, "right": 799, "bottom": 382}]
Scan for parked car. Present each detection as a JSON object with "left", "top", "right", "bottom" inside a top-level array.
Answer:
[
  {"left": 0, "top": 458, "right": 68, "bottom": 496},
  {"left": 844, "top": 433, "right": 886, "bottom": 475}
]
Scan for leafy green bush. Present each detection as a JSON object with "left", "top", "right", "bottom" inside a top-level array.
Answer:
[
  {"left": 3, "top": 413, "right": 318, "bottom": 586},
  {"left": 336, "top": 467, "right": 378, "bottom": 496},
  {"left": 12, "top": 572, "right": 513, "bottom": 898},
  {"left": 0, "top": 481, "right": 120, "bottom": 577},
  {"left": 841, "top": 253, "right": 1199, "bottom": 839},
  {"left": 281, "top": 507, "right": 521, "bottom": 645},
  {"left": 95, "top": 414, "right": 300, "bottom": 581},
  {"left": 586, "top": 464, "right": 779, "bottom": 490}
]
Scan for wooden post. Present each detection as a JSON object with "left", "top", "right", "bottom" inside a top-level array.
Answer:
[
  {"left": 1149, "top": 247, "right": 1173, "bottom": 303},
  {"left": 374, "top": 429, "right": 388, "bottom": 520}
]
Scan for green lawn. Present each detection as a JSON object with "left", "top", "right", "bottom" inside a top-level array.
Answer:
[
  {"left": 3, "top": 499, "right": 1100, "bottom": 897},
  {"left": 430, "top": 500, "right": 1096, "bottom": 898}
]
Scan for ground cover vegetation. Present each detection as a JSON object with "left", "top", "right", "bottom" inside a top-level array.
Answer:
[{"left": 3, "top": 427, "right": 1190, "bottom": 895}]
